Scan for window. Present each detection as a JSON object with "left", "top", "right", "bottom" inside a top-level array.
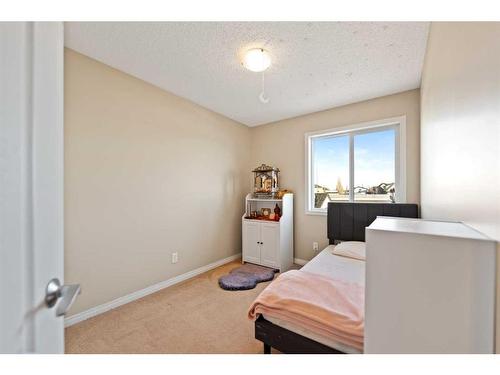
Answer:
[{"left": 305, "top": 117, "right": 405, "bottom": 214}]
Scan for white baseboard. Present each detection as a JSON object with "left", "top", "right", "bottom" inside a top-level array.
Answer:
[
  {"left": 64, "top": 254, "right": 241, "bottom": 328},
  {"left": 294, "top": 258, "right": 309, "bottom": 266}
]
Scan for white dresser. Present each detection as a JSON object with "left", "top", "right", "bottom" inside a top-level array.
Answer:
[
  {"left": 242, "top": 193, "right": 293, "bottom": 272},
  {"left": 365, "top": 217, "right": 497, "bottom": 353}
]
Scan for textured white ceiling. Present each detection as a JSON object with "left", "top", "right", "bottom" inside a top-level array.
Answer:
[{"left": 64, "top": 22, "right": 429, "bottom": 126}]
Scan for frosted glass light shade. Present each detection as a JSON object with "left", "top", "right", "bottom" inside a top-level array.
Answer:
[{"left": 242, "top": 48, "right": 271, "bottom": 72}]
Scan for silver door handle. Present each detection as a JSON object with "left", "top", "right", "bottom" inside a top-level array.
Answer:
[{"left": 45, "top": 278, "right": 81, "bottom": 317}]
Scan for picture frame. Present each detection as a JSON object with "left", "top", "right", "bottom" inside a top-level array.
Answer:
[{"left": 261, "top": 208, "right": 271, "bottom": 218}]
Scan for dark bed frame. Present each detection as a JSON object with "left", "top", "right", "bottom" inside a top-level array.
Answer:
[{"left": 254, "top": 202, "right": 419, "bottom": 354}]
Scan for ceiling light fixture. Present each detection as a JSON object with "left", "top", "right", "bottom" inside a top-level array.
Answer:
[{"left": 242, "top": 48, "right": 271, "bottom": 72}]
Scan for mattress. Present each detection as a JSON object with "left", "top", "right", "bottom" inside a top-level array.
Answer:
[{"left": 262, "top": 245, "right": 365, "bottom": 354}]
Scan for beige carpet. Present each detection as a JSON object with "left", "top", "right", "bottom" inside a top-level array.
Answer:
[{"left": 65, "top": 261, "right": 281, "bottom": 354}]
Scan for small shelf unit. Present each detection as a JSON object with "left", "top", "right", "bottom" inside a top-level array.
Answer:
[{"left": 242, "top": 193, "right": 294, "bottom": 272}]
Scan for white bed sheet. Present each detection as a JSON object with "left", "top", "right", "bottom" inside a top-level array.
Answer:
[
  {"left": 262, "top": 246, "right": 365, "bottom": 354},
  {"left": 301, "top": 245, "right": 365, "bottom": 284}
]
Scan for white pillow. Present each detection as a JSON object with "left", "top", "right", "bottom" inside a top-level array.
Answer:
[{"left": 332, "top": 241, "right": 366, "bottom": 261}]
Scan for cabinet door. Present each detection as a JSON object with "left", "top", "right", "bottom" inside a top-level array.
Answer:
[
  {"left": 260, "top": 223, "right": 279, "bottom": 267},
  {"left": 243, "top": 221, "right": 261, "bottom": 264}
]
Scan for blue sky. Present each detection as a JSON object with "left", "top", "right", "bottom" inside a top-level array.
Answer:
[{"left": 313, "top": 129, "right": 395, "bottom": 190}]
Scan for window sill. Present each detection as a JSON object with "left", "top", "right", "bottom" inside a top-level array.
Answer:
[
  {"left": 306, "top": 200, "right": 400, "bottom": 216},
  {"left": 305, "top": 210, "right": 328, "bottom": 216}
]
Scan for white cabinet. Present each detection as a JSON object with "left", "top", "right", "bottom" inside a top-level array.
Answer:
[
  {"left": 243, "top": 221, "right": 280, "bottom": 268},
  {"left": 365, "top": 217, "right": 497, "bottom": 354},
  {"left": 241, "top": 193, "right": 293, "bottom": 272}
]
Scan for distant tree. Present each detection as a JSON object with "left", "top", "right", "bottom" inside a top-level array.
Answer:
[{"left": 336, "top": 177, "right": 345, "bottom": 195}]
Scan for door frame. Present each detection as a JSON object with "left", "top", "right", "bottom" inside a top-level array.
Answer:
[{"left": 0, "top": 22, "right": 64, "bottom": 353}]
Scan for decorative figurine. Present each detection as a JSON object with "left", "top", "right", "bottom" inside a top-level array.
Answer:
[
  {"left": 252, "top": 164, "right": 280, "bottom": 198},
  {"left": 274, "top": 203, "right": 281, "bottom": 218}
]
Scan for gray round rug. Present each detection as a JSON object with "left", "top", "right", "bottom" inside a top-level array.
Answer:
[{"left": 218, "top": 263, "right": 278, "bottom": 291}]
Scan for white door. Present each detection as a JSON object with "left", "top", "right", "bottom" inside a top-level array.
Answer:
[
  {"left": 0, "top": 22, "right": 74, "bottom": 354},
  {"left": 243, "top": 221, "right": 261, "bottom": 264},
  {"left": 260, "top": 223, "right": 279, "bottom": 267}
]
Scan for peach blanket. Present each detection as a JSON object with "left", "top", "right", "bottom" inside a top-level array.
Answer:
[{"left": 248, "top": 270, "right": 364, "bottom": 350}]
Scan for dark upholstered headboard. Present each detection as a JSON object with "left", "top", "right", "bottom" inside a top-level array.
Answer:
[{"left": 327, "top": 202, "right": 419, "bottom": 243}]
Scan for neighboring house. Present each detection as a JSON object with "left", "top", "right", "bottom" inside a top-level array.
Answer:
[
  {"left": 314, "top": 184, "right": 330, "bottom": 193},
  {"left": 367, "top": 182, "right": 394, "bottom": 195},
  {"left": 353, "top": 186, "right": 368, "bottom": 194},
  {"left": 315, "top": 192, "right": 329, "bottom": 208}
]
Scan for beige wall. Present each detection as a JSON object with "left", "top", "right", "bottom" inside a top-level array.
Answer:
[
  {"left": 420, "top": 22, "right": 500, "bottom": 352},
  {"left": 65, "top": 49, "right": 251, "bottom": 314},
  {"left": 250, "top": 89, "right": 421, "bottom": 261}
]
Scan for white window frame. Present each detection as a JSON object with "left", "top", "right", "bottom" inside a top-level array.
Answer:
[{"left": 305, "top": 116, "right": 406, "bottom": 215}]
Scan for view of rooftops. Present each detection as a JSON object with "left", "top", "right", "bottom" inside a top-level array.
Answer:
[{"left": 313, "top": 127, "right": 396, "bottom": 208}]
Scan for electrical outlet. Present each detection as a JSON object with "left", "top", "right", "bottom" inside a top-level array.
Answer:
[
  {"left": 313, "top": 242, "right": 319, "bottom": 252},
  {"left": 171, "top": 252, "right": 178, "bottom": 264}
]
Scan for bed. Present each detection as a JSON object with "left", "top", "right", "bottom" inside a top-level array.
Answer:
[{"left": 252, "top": 202, "right": 418, "bottom": 354}]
